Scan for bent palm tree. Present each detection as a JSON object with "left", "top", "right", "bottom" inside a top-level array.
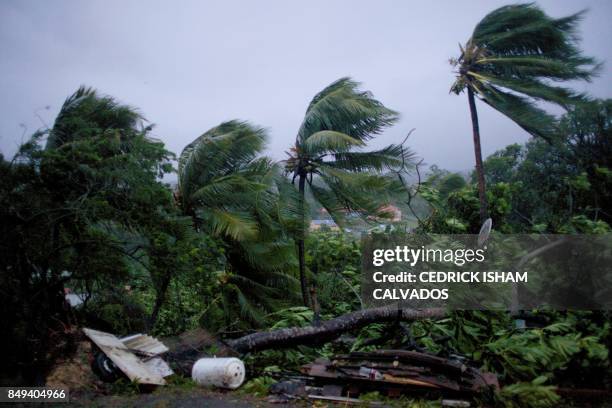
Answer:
[
  {"left": 285, "top": 77, "right": 411, "bottom": 309},
  {"left": 450, "top": 4, "right": 600, "bottom": 221},
  {"left": 178, "top": 121, "right": 300, "bottom": 326}
]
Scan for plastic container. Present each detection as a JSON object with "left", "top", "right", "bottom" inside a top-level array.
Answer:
[{"left": 191, "top": 357, "right": 245, "bottom": 389}]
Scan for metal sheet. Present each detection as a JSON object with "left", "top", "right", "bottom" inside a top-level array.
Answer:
[
  {"left": 83, "top": 328, "right": 167, "bottom": 385},
  {"left": 143, "top": 357, "right": 174, "bottom": 378},
  {"left": 121, "top": 334, "right": 169, "bottom": 356}
]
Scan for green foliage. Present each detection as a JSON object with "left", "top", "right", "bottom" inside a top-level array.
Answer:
[
  {"left": 240, "top": 376, "right": 277, "bottom": 397},
  {"left": 137, "top": 233, "right": 226, "bottom": 336},
  {"left": 351, "top": 323, "right": 387, "bottom": 352},
  {"left": 471, "top": 143, "right": 522, "bottom": 185},
  {"left": 306, "top": 231, "right": 362, "bottom": 314},
  {"left": 419, "top": 183, "right": 514, "bottom": 233},
  {"left": 495, "top": 377, "right": 560, "bottom": 408},
  {"left": 426, "top": 168, "right": 468, "bottom": 199},
  {"left": 85, "top": 290, "right": 148, "bottom": 334},
  {"left": 438, "top": 173, "right": 467, "bottom": 198},
  {"left": 297, "top": 77, "right": 399, "bottom": 146},
  {"left": 108, "top": 378, "right": 142, "bottom": 396},
  {"left": 164, "top": 375, "right": 198, "bottom": 390},
  {"left": 267, "top": 306, "right": 313, "bottom": 329},
  {"left": 420, "top": 100, "right": 612, "bottom": 234},
  {"left": 481, "top": 320, "right": 608, "bottom": 382}
]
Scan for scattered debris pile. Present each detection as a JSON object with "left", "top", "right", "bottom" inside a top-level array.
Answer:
[
  {"left": 298, "top": 350, "right": 498, "bottom": 400},
  {"left": 83, "top": 328, "right": 174, "bottom": 386}
]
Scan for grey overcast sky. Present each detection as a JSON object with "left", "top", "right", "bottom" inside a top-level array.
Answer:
[{"left": 1, "top": 0, "right": 611, "bottom": 173}]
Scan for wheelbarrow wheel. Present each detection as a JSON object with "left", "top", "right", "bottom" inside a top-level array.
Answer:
[{"left": 91, "top": 351, "right": 122, "bottom": 383}]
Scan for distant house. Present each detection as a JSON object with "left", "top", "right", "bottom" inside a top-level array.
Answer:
[{"left": 309, "top": 219, "right": 339, "bottom": 231}]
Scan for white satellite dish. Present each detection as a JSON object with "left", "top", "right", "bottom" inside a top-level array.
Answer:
[{"left": 478, "top": 218, "right": 493, "bottom": 247}]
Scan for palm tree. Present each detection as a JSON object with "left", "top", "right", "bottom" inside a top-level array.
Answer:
[
  {"left": 285, "top": 77, "right": 410, "bottom": 309},
  {"left": 450, "top": 3, "right": 600, "bottom": 221},
  {"left": 178, "top": 120, "right": 300, "bottom": 326}
]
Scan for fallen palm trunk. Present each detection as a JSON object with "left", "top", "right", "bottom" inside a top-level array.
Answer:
[{"left": 227, "top": 307, "right": 446, "bottom": 353}]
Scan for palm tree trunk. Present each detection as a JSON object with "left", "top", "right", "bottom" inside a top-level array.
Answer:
[
  {"left": 467, "top": 87, "right": 488, "bottom": 222},
  {"left": 149, "top": 275, "right": 171, "bottom": 331},
  {"left": 297, "top": 173, "right": 311, "bottom": 307},
  {"left": 228, "top": 307, "right": 446, "bottom": 353}
]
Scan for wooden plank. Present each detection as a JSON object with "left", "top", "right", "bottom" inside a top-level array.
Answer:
[
  {"left": 83, "top": 328, "right": 166, "bottom": 385},
  {"left": 382, "top": 373, "right": 439, "bottom": 388}
]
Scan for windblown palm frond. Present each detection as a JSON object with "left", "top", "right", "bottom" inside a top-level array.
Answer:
[
  {"left": 330, "top": 144, "right": 413, "bottom": 172},
  {"left": 220, "top": 269, "right": 300, "bottom": 326},
  {"left": 178, "top": 120, "right": 269, "bottom": 241},
  {"left": 297, "top": 77, "right": 398, "bottom": 144},
  {"left": 451, "top": 3, "right": 600, "bottom": 140},
  {"left": 47, "top": 86, "right": 143, "bottom": 149},
  {"left": 179, "top": 121, "right": 266, "bottom": 202}
]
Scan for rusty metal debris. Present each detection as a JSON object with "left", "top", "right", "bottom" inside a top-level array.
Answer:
[
  {"left": 299, "top": 349, "right": 498, "bottom": 400},
  {"left": 83, "top": 328, "right": 173, "bottom": 385}
]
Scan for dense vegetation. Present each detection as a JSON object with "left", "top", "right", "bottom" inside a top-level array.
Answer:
[{"left": 0, "top": 3, "right": 610, "bottom": 407}]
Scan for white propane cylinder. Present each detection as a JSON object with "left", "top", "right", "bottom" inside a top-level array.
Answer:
[{"left": 191, "top": 357, "right": 246, "bottom": 389}]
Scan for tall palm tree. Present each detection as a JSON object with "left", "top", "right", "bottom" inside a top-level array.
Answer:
[
  {"left": 450, "top": 4, "right": 600, "bottom": 221},
  {"left": 178, "top": 120, "right": 300, "bottom": 326},
  {"left": 285, "top": 77, "right": 410, "bottom": 309}
]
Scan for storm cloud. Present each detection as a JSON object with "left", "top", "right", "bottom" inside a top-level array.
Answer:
[{"left": 1, "top": 0, "right": 610, "bottom": 173}]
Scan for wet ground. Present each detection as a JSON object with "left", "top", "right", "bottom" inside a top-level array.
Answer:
[{"left": 68, "top": 388, "right": 299, "bottom": 407}]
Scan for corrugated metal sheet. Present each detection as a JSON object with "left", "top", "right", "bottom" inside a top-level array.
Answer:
[
  {"left": 121, "top": 334, "right": 169, "bottom": 356},
  {"left": 83, "top": 328, "right": 173, "bottom": 385}
]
